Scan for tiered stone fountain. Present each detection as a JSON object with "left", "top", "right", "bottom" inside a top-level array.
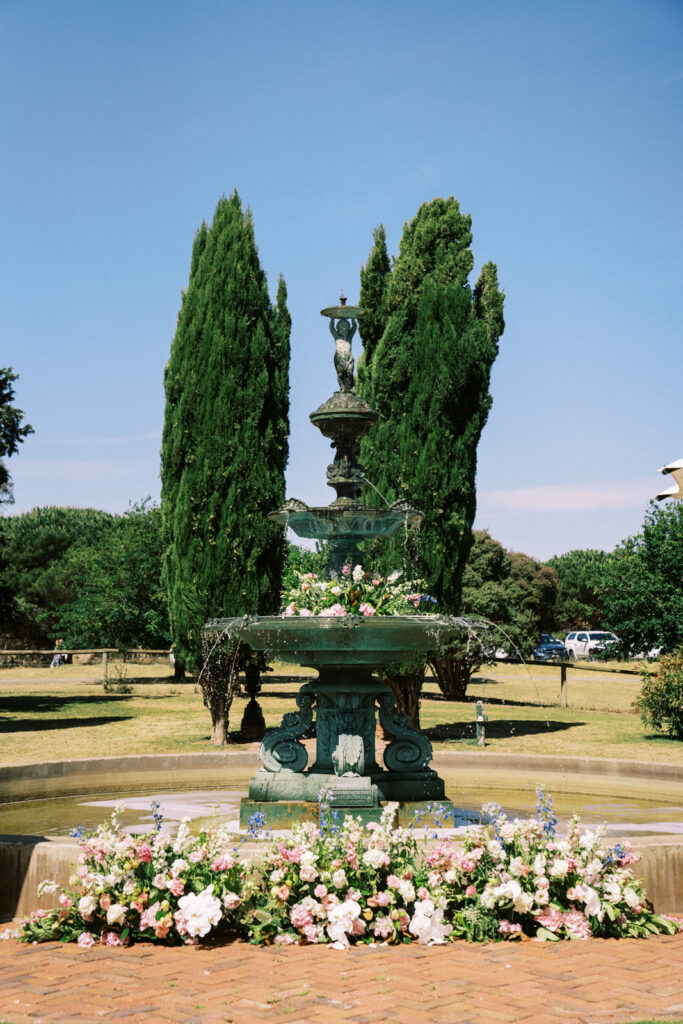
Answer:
[{"left": 205, "top": 297, "right": 462, "bottom": 825}]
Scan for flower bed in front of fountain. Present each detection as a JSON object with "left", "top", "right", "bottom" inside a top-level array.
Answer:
[{"left": 11, "top": 790, "right": 681, "bottom": 949}]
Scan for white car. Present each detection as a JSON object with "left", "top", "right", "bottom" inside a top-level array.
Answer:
[{"left": 564, "top": 630, "right": 619, "bottom": 660}]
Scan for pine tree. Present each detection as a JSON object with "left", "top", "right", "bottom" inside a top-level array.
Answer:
[
  {"left": 161, "top": 193, "right": 290, "bottom": 742},
  {"left": 357, "top": 197, "right": 504, "bottom": 714}
]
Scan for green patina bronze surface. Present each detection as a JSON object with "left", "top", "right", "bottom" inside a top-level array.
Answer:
[{"left": 204, "top": 294, "right": 460, "bottom": 817}]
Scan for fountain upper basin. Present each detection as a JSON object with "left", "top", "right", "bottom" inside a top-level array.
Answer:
[{"left": 203, "top": 614, "right": 464, "bottom": 669}]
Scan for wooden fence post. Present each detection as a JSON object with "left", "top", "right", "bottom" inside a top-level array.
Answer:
[
  {"left": 102, "top": 652, "right": 108, "bottom": 684},
  {"left": 560, "top": 663, "right": 568, "bottom": 707}
]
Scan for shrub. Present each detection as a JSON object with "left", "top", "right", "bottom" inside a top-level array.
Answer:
[{"left": 634, "top": 649, "right": 683, "bottom": 739}]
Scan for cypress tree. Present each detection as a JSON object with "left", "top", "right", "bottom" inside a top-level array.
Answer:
[
  {"left": 161, "top": 192, "right": 290, "bottom": 742},
  {"left": 357, "top": 197, "right": 504, "bottom": 712}
]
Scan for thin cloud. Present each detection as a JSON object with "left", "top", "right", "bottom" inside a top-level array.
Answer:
[{"left": 480, "top": 478, "right": 656, "bottom": 513}]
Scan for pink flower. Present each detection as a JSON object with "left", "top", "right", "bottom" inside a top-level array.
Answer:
[
  {"left": 153, "top": 873, "right": 167, "bottom": 889},
  {"left": 189, "top": 849, "right": 205, "bottom": 863},
  {"left": 290, "top": 904, "right": 313, "bottom": 929},
  {"left": 359, "top": 603, "right": 375, "bottom": 616},
  {"left": 376, "top": 891, "right": 391, "bottom": 907},
  {"left": 465, "top": 885, "right": 477, "bottom": 897},
  {"left": 563, "top": 910, "right": 592, "bottom": 940},
  {"left": 211, "top": 854, "right": 235, "bottom": 871},
  {"left": 139, "top": 902, "right": 161, "bottom": 930},
  {"left": 373, "top": 916, "right": 394, "bottom": 939},
  {"left": 279, "top": 844, "right": 303, "bottom": 863},
  {"left": 276, "top": 885, "right": 290, "bottom": 901},
  {"left": 302, "top": 923, "right": 320, "bottom": 943},
  {"left": 342, "top": 564, "right": 351, "bottom": 576},
  {"left": 498, "top": 919, "right": 522, "bottom": 936},
  {"left": 284, "top": 602, "right": 296, "bottom": 617},
  {"left": 372, "top": 579, "right": 380, "bottom": 586},
  {"left": 536, "top": 908, "right": 564, "bottom": 933},
  {"left": 417, "top": 887, "right": 430, "bottom": 900},
  {"left": 101, "top": 930, "right": 126, "bottom": 947},
  {"left": 136, "top": 843, "right": 153, "bottom": 863},
  {"left": 59, "top": 893, "right": 73, "bottom": 908},
  {"left": 299, "top": 608, "right": 312, "bottom": 616},
  {"left": 77, "top": 931, "right": 95, "bottom": 948},
  {"left": 99, "top": 894, "right": 111, "bottom": 910},
  {"left": 314, "top": 884, "right": 327, "bottom": 899},
  {"left": 387, "top": 874, "right": 401, "bottom": 888},
  {"left": 167, "top": 878, "right": 185, "bottom": 897},
  {"left": 223, "top": 892, "right": 241, "bottom": 911}
]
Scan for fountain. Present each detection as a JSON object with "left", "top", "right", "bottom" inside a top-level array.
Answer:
[{"left": 204, "top": 296, "right": 465, "bottom": 825}]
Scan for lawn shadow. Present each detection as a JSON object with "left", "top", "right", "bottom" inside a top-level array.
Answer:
[
  {"left": 423, "top": 718, "right": 583, "bottom": 741},
  {"left": 0, "top": 715, "right": 132, "bottom": 733},
  {"left": 0, "top": 694, "right": 133, "bottom": 714}
]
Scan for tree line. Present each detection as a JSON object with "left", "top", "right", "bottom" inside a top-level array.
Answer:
[{"left": 2, "top": 192, "right": 681, "bottom": 743}]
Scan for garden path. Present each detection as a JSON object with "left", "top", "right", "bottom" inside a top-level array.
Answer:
[{"left": 0, "top": 930, "right": 682, "bottom": 1024}]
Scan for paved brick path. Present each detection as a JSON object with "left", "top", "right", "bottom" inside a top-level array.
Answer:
[{"left": 1, "top": 932, "right": 682, "bottom": 1024}]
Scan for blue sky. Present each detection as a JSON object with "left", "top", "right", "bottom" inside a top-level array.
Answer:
[{"left": 1, "top": 0, "right": 681, "bottom": 560}]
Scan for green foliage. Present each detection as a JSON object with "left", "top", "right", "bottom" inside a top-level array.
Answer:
[
  {"left": 161, "top": 193, "right": 290, "bottom": 687},
  {"left": 50, "top": 500, "right": 170, "bottom": 650},
  {"left": 462, "top": 532, "right": 557, "bottom": 655},
  {"left": 546, "top": 548, "right": 608, "bottom": 631},
  {"left": 0, "top": 505, "right": 116, "bottom": 645},
  {"left": 357, "top": 198, "right": 504, "bottom": 615},
  {"left": 0, "top": 367, "right": 33, "bottom": 504},
  {"left": 282, "top": 541, "right": 328, "bottom": 592},
  {"left": 634, "top": 648, "right": 683, "bottom": 739},
  {"left": 600, "top": 501, "right": 683, "bottom": 655}
]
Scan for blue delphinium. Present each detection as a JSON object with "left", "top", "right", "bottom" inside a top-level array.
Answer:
[{"left": 535, "top": 785, "right": 558, "bottom": 837}]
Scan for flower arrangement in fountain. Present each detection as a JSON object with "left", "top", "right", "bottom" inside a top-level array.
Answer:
[
  {"left": 282, "top": 565, "right": 438, "bottom": 618},
  {"left": 12, "top": 789, "right": 681, "bottom": 948}
]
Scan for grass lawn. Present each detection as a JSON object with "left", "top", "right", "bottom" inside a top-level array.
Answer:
[{"left": 0, "top": 658, "right": 680, "bottom": 767}]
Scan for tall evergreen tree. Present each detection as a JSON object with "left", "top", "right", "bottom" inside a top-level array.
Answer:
[
  {"left": 357, "top": 198, "right": 504, "bottom": 713},
  {"left": 161, "top": 193, "right": 290, "bottom": 742},
  {"left": 0, "top": 367, "right": 33, "bottom": 504}
]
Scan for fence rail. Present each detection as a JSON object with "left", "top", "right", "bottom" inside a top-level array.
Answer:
[{"left": 0, "top": 648, "right": 172, "bottom": 669}]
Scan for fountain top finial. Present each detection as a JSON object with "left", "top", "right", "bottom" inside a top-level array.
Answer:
[{"left": 320, "top": 294, "right": 364, "bottom": 319}]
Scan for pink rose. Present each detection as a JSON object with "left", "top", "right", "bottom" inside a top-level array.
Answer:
[
  {"left": 189, "top": 849, "right": 205, "bottom": 863},
  {"left": 465, "top": 885, "right": 477, "bottom": 897},
  {"left": 299, "top": 608, "right": 312, "bottom": 616},
  {"left": 167, "top": 878, "right": 185, "bottom": 897},
  {"left": 153, "top": 873, "right": 167, "bottom": 889},
  {"left": 77, "top": 931, "right": 95, "bottom": 948},
  {"left": 211, "top": 854, "right": 235, "bottom": 871},
  {"left": 136, "top": 843, "right": 153, "bottom": 863},
  {"left": 342, "top": 565, "right": 351, "bottom": 576},
  {"left": 99, "top": 894, "right": 111, "bottom": 910},
  {"left": 276, "top": 885, "right": 290, "bottom": 901},
  {"left": 359, "top": 603, "right": 375, "bottom": 616},
  {"left": 314, "top": 884, "right": 327, "bottom": 898}
]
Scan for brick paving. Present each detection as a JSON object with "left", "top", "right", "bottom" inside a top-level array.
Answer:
[{"left": 0, "top": 932, "right": 682, "bottom": 1024}]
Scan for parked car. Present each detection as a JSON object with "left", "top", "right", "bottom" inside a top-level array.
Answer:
[
  {"left": 532, "top": 634, "right": 569, "bottom": 663},
  {"left": 564, "top": 630, "right": 619, "bottom": 660}
]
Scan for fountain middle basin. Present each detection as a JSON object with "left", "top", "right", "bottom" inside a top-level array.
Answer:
[{"left": 205, "top": 614, "right": 465, "bottom": 819}]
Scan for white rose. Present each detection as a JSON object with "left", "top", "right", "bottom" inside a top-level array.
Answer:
[
  {"left": 332, "top": 869, "right": 347, "bottom": 889},
  {"left": 330, "top": 586, "right": 342, "bottom": 595},
  {"left": 549, "top": 858, "right": 569, "bottom": 878},
  {"left": 122, "top": 879, "right": 136, "bottom": 896},
  {"left": 78, "top": 894, "right": 98, "bottom": 918},
  {"left": 363, "top": 848, "right": 388, "bottom": 870},
  {"left": 509, "top": 857, "right": 526, "bottom": 877},
  {"left": 106, "top": 903, "right": 127, "bottom": 927},
  {"left": 352, "top": 565, "right": 364, "bottom": 582},
  {"left": 533, "top": 854, "right": 546, "bottom": 875},
  {"left": 270, "top": 869, "right": 284, "bottom": 883},
  {"left": 171, "top": 858, "right": 190, "bottom": 875},
  {"left": 500, "top": 822, "right": 516, "bottom": 842},
  {"left": 299, "top": 864, "right": 317, "bottom": 882},
  {"left": 300, "top": 851, "right": 317, "bottom": 868}
]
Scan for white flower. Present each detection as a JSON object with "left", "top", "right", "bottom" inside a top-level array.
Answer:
[
  {"left": 300, "top": 851, "right": 317, "bottom": 868},
  {"left": 513, "top": 890, "right": 534, "bottom": 914},
  {"left": 623, "top": 886, "right": 640, "bottom": 909},
  {"left": 299, "top": 865, "right": 317, "bottom": 882},
  {"left": 270, "top": 869, "right": 284, "bottom": 883},
  {"left": 549, "top": 858, "right": 569, "bottom": 878},
  {"left": 574, "top": 883, "right": 601, "bottom": 918},
  {"left": 78, "top": 894, "right": 98, "bottom": 918},
  {"left": 176, "top": 885, "right": 222, "bottom": 937},
  {"left": 332, "top": 869, "right": 347, "bottom": 889},
  {"left": 352, "top": 565, "right": 364, "bottom": 582},
  {"left": 602, "top": 880, "right": 621, "bottom": 903},
  {"left": 398, "top": 879, "right": 416, "bottom": 903},
  {"left": 584, "top": 858, "right": 604, "bottom": 883},
  {"left": 493, "top": 880, "right": 521, "bottom": 903},
  {"left": 579, "top": 830, "right": 597, "bottom": 850},
  {"left": 105, "top": 866, "right": 124, "bottom": 885},
  {"left": 106, "top": 903, "right": 127, "bottom": 927},
  {"left": 500, "top": 822, "right": 516, "bottom": 842},
  {"left": 326, "top": 898, "right": 361, "bottom": 949},
  {"left": 37, "top": 880, "right": 59, "bottom": 895},
  {"left": 533, "top": 853, "right": 546, "bottom": 875},
  {"left": 329, "top": 586, "right": 342, "bottom": 595},
  {"left": 363, "top": 848, "right": 389, "bottom": 870},
  {"left": 408, "top": 899, "right": 452, "bottom": 945},
  {"left": 387, "top": 570, "right": 402, "bottom": 583},
  {"left": 487, "top": 840, "right": 505, "bottom": 861},
  {"left": 122, "top": 879, "right": 136, "bottom": 896},
  {"left": 171, "top": 858, "right": 190, "bottom": 876},
  {"left": 509, "top": 857, "right": 526, "bottom": 877}
]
